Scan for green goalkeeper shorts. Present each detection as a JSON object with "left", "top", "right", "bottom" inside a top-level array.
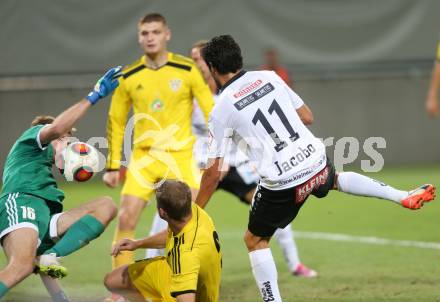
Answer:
[{"left": 0, "top": 192, "right": 63, "bottom": 255}]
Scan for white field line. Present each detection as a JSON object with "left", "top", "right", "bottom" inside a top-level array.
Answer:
[
  {"left": 220, "top": 230, "right": 440, "bottom": 250},
  {"left": 293, "top": 231, "right": 440, "bottom": 250}
]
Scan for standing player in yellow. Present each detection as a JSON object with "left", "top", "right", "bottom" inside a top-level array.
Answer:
[
  {"left": 426, "top": 41, "right": 440, "bottom": 117},
  {"left": 104, "top": 180, "right": 222, "bottom": 302},
  {"left": 102, "top": 13, "right": 214, "bottom": 301}
]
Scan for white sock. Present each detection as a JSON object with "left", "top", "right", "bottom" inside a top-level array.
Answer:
[
  {"left": 145, "top": 211, "right": 168, "bottom": 258},
  {"left": 337, "top": 172, "right": 408, "bottom": 204},
  {"left": 249, "top": 248, "right": 282, "bottom": 302},
  {"left": 274, "top": 224, "right": 300, "bottom": 272}
]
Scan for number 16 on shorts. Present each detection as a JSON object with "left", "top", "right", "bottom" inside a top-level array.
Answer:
[{"left": 21, "top": 206, "right": 36, "bottom": 220}]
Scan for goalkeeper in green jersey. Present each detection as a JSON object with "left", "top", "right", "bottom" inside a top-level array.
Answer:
[{"left": 0, "top": 67, "right": 122, "bottom": 300}]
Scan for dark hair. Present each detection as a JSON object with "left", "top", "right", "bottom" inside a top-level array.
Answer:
[
  {"left": 139, "top": 13, "right": 167, "bottom": 25},
  {"left": 202, "top": 35, "right": 243, "bottom": 75},
  {"left": 156, "top": 180, "right": 192, "bottom": 221}
]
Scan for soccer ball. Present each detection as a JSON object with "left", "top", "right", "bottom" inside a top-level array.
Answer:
[{"left": 60, "top": 142, "right": 100, "bottom": 182}]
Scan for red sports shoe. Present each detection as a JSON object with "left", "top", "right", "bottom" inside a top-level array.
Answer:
[
  {"left": 293, "top": 263, "right": 318, "bottom": 278},
  {"left": 401, "top": 184, "right": 435, "bottom": 210}
]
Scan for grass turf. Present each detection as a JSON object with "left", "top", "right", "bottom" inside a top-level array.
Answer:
[{"left": 2, "top": 165, "right": 440, "bottom": 301}]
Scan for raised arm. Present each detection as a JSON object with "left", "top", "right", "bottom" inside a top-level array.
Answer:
[{"left": 39, "top": 67, "right": 122, "bottom": 145}]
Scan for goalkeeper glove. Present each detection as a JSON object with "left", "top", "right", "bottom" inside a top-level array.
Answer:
[{"left": 86, "top": 66, "right": 123, "bottom": 105}]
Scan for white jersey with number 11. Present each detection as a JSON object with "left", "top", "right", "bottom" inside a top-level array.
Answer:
[{"left": 208, "top": 70, "right": 327, "bottom": 190}]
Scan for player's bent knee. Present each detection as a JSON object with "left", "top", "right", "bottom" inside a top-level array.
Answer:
[
  {"left": 243, "top": 230, "right": 259, "bottom": 251},
  {"left": 10, "top": 261, "right": 35, "bottom": 282},
  {"left": 103, "top": 267, "right": 131, "bottom": 293},
  {"left": 244, "top": 230, "right": 270, "bottom": 251},
  {"left": 103, "top": 197, "right": 118, "bottom": 219},
  {"left": 95, "top": 196, "right": 117, "bottom": 220},
  {"left": 103, "top": 272, "right": 116, "bottom": 292},
  {"left": 103, "top": 271, "right": 125, "bottom": 293},
  {"left": 98, "top": 195, "right": 115, "bottom": 207}
]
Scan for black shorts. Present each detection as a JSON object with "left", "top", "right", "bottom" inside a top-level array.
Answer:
[
  {"left": 248, "top": 159, "right": 336, "bottom": 237},
  {"left": 217, "top": 167, "right": 256, "bottom": 203}
]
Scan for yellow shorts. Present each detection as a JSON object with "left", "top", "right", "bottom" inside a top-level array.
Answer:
[
  {"left": 121, "top": 148, "right": 201, "bottom": 201},
  {"left": 128, "top": 257, "right": 174, "bottom": 302}
]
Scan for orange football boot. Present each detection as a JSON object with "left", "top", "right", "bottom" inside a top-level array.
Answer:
[{"left": 401, "top": 184, "right": 435, "bottom": 210}]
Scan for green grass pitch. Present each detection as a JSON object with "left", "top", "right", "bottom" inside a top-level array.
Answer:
[{"left": 2, "top": 165, "right": 440, "bottom": 301}]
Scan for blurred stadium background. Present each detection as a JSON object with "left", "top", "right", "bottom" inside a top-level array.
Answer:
[{"left": 1, "top": 0, "right": 440, "bottom": 301}]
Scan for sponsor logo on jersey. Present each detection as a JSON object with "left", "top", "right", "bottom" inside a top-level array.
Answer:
[
  {"left": 234, "top": 83, "right": 275, "bottom": 111},
  {"left": 150, "top": 99, "right": 164, "bottom": 112},
  {"left": 234, "top": 79, "right": 263, "bottom": 98},
  {"left": 295, "top": 166, "right": 329, "bottom": 203},
  {"left": 169, "top": 79, "right": 182, "bottom": 92},
  {"left": 261, "top": 281, "right": 275, "bottom": 302}
]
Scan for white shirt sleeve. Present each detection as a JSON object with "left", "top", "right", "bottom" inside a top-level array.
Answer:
[
  {"left": 36, "top": 124, "right": 51, "bottom": 150},
  {"left": 284, "top": 85, "right": 304, "bottom": 109},
  {"left": 207, "top": 110, "right": 233, "bottom": 159},
  {"left": 271, "top": 71, "right": 304, "bottom": 109}
]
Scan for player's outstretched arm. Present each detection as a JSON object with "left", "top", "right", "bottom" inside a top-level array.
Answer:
[
  {"left": 194, "top": 157, "right": 222, "bottom": 208},
  {"left": 111, "top": 230, "right": 168, "bottom": 256},
  {"left": 39, "top": 66, "right": 122, "bottom": 145}
]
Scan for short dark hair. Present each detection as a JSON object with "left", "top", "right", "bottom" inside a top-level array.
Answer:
[
  {"left": 202, "top": 35, "right": 243, "bottom": 75},
  {"left": 139, "top": 13, "right": 167, "bottom": 25},
  {"left": 156, "top": 180, "right": 192, "bottom": 221}
]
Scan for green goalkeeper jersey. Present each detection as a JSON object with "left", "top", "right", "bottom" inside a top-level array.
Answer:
[{"left": 0, "top": 125, "right": 65, "bottom": 205}]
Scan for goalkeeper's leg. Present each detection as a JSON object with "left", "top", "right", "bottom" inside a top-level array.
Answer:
[
  {"left": 43, "top": 196, "right": 117, "bottom": 257},
  {"left": 0, "top": 228, "right": 39, "bottom": 298}
]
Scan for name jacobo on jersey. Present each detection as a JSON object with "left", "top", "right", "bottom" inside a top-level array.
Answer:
[{"left": 208, "top": 70, "right": 327, "bottom": 190}]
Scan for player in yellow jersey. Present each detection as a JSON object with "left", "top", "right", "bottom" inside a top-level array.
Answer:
[
  {"left": 102, "top": 13, "right": 214, "bottom": 301},
  {"left": 426, "top": 42, "right": 440, "bottom": 117},
  {"left": 104, "top": 180, "right": 222, "bottom": 302}
]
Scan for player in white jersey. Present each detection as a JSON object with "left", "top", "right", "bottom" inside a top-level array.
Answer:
[
  {"left": 191, "top": 41, "right": 317, "bottom": 277},
  {"left": 146, "top": 41, "right": 317, "bottom": 277},
  {"left": 195, "top": 35, "right": 436, "bottom": 302}
]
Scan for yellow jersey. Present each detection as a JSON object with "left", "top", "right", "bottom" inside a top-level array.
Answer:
[
  {"left": 106, "top": 52, "right": 214, "bottom": 170},
  {"left": 166, "top": 203, "right": 222, "bottom": 301}
]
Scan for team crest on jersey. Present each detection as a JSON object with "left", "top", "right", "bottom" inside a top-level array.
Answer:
[
  {"left": 169, "top": 79, "right": 182, "bottom": 92},
  {"left": 150, "top": 99, "right": 164, "bottom": 112}
]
